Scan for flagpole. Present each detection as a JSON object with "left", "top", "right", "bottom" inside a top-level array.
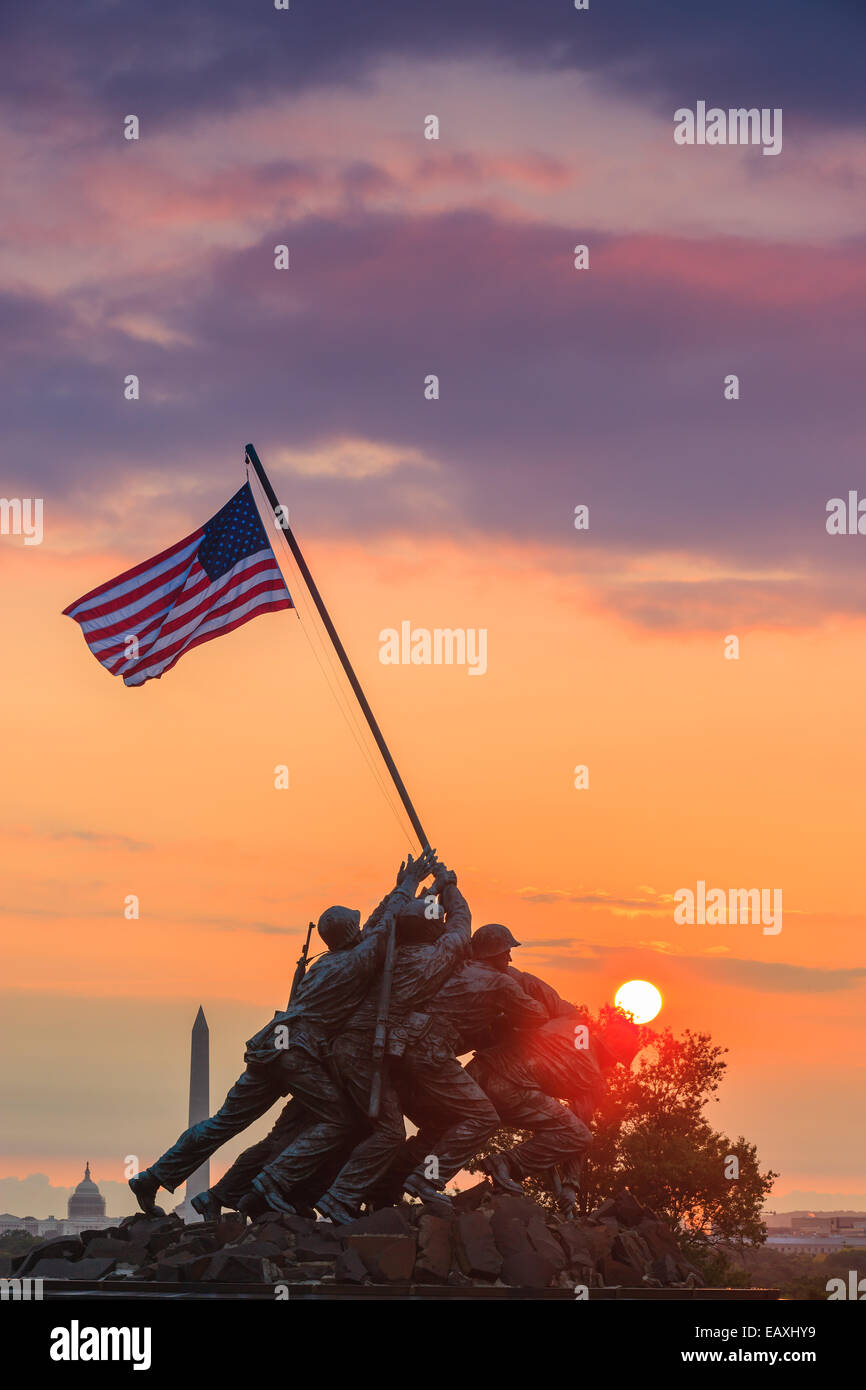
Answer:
[{"left": 244, "top": 442, "right": 431, "bottom": 852}]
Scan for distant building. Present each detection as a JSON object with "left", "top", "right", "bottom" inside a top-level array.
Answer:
[
  {"left": 0, "top": 1214, "right": 39, "bottom": 1236},
  {"left": 67, "top": 1162, "right": 105, "bottom": 1222},
  {"left": 761, "top": 1210, "right": 866, "bottom": 1253},
  {"left": 793, "top": 1215, "right": 866, "bottom": 1238},
  {"left": 765, "top": 1234, "right": 866, "bottom": 1255},
  {"left": 55, "top": 1163, "right": 122, "bottom": 1236},
  {"left": 0, "top": 1165, "right": 124, "bottom": 1238}
]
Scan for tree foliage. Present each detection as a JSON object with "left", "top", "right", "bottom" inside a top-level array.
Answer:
[{"left": 0, "top": 1229, "right": 40, "bottom": 1255}]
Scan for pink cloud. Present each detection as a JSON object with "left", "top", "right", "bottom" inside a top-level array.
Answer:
[{"left": 601, "top": 235, "right": 866, "bottom": 308}]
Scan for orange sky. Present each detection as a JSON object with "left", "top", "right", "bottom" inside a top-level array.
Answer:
[{"left": 2, "top": 518, "right": 865, "bottom": 1209}]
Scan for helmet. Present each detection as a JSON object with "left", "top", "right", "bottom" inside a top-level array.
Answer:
[
  {"left": 395, "top": 893, "right": 444, "bottom": 945},
  {"left": 317, "top": 906, "right": 361, "bottom": 950},
  {"left": 471, "top": 923, "right": 521, "bottom": 960}
]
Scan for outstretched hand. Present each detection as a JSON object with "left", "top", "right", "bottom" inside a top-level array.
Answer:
[
  {"left": 431, "top": 861, "right": 457, "bottom": 892},
  {"left": 396, "top": 845, "right": 437, "bottom": 887}
]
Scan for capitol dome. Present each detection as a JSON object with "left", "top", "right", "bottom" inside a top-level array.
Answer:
[{"left": 67, "top": 1162, "right": 106, "bottom": 1221}]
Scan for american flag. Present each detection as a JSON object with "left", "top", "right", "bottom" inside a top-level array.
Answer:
[{"left": 63, "top": 483, "right": 293, "bottom": 686}]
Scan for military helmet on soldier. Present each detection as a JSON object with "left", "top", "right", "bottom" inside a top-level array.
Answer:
[
  {"left": 471, "top": 922, "right": 521, "bottom": 960},
  {"left": 317, "top": 905, "right": 362, "bottom": 950},
  {"left": 395, "top": 892, "right": 444, "bottom": 944}
]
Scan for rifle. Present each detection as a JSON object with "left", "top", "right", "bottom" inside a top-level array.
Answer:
[
  {"left": 367, "top": 914, "right": 397, "bottom": 1120},
  {"left": 288, "top": 921, "right": 314, "bottom": 1008}
]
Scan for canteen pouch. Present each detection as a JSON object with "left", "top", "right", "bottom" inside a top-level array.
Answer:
[{"left": 386, "top": 1011, "right": 432, "bottom": 1057}]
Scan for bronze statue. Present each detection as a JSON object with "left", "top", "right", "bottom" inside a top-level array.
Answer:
[
  {"left": 128, "top": 851, "right": 434, "bottom": 1216},
  {"left": 470, "top": 992, "right": 642, "bottom": 1203},
  {"left": 384, "top": 922, "right": 549, "bottom": 1207},
  {"left": 132, "top": 854, "right": 640, "bottom": 1231},
  {"left": 257, "top": 862, "right": 471, "bottom": 1222}
]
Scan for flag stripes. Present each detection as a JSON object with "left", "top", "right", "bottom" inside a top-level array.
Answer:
[{"left": 63, "top": 483, "right": 293, "bottom": 687}]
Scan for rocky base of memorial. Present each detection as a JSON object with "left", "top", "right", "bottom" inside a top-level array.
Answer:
[{"left": 12, "top": 1185, "right": 703, "bottom": 1290}]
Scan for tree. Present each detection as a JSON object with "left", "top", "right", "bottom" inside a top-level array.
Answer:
[
  {"left": 0, "top": 1229, "right": 40, "bottom": 1256},
  {"left": 472, "top": 1013, "right": 777, "bottom": 1282},
  {"left": 737, "top": 1243, "right": 866, "bottom": 1299}
]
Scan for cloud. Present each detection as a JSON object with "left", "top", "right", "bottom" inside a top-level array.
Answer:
[
  {"left": 0, "top": 825, "right": 153, "bottom": 852},
  {"left": 0, "top": 1173, "right": 76, "bottom": 1221},
  {"left": 598, "top": 574, "right": 866, "bottom": 631},
  {"left": 10, "top": 63, "right": 866, "bottom": 305},
  {"left": 771, "top": 1191, "right": 866, "bottom": 1211},
  {"left": 5, "top": 31, "right": 866, "bottom": 636},
  {"left": 44, "top": 829, "right": 153, "bottom": 852},
  {"left": 7, "top": 206, "right": 866, "bottom": 633},
  {"left": 519, "top": 888, "right": 673, "bottom": 915},
  {"left": 2, "top": 1, "right": 864, "bottom": 129},
  {"left": 689, "top": 958, "right": 866, "bottom": 995},
  {"left": 522, "top": 936, "right": 866, "bottom": 995},
  {"left": 273, "top": 438, "right": 438, "bottom": 481},
  {"left": 0, "top": 902, "right": 301, "bottom": 937}
]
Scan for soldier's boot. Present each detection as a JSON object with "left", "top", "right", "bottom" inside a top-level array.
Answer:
[
  {"left": 403, "top": 1172, "right": 454, "bottom": 1215},
  {"left": 237, "top": 1191, "right": 269, "bottom": 1220},
  {"left": 252, "top": 1172, "right": 297, "bottom": 1215},
  {"left": 190, "top": 1189, "right": 222, "bottom": 1222},
  {"left": 480, "top": 1152, "right": 525, "bottom": 1197},
  {"left": 128, "top": 1170, "right": 162, "bottom": 1215},
  {"left": 364, "top": 1169, "right": 406, "bottom": 1210},
  {"left": 315, "top": 1192, "right": 358, "bottom": 1225}
]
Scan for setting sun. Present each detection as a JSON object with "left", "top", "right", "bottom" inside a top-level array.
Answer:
[{"left": 614, "top": 980, "right": 663, "bottom": 1025}]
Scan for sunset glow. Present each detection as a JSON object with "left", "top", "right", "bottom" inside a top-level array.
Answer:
[{"left": 615, "top": 980, "right": 663, "bottom": 1025}]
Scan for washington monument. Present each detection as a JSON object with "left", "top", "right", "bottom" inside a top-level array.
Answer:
[{"left": 185, "top": 1006, "right": 210, "bottom": 1214}]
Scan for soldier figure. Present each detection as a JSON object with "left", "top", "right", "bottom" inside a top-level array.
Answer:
[
  {"left": 202, "top": 1097, "right": 369, "bottom": 1221},
  {"left": 381, "top": 921, "right": 549, "bottom": 1208},
  {"left": 470, "top": 983, "right": 642, "bottom": 1201},
  {"left": 128, "top": 850, "right": 434, "bottom": 1216},
  {"left": 256, "top": 862, "right": 470, "bottom": 1222}
]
